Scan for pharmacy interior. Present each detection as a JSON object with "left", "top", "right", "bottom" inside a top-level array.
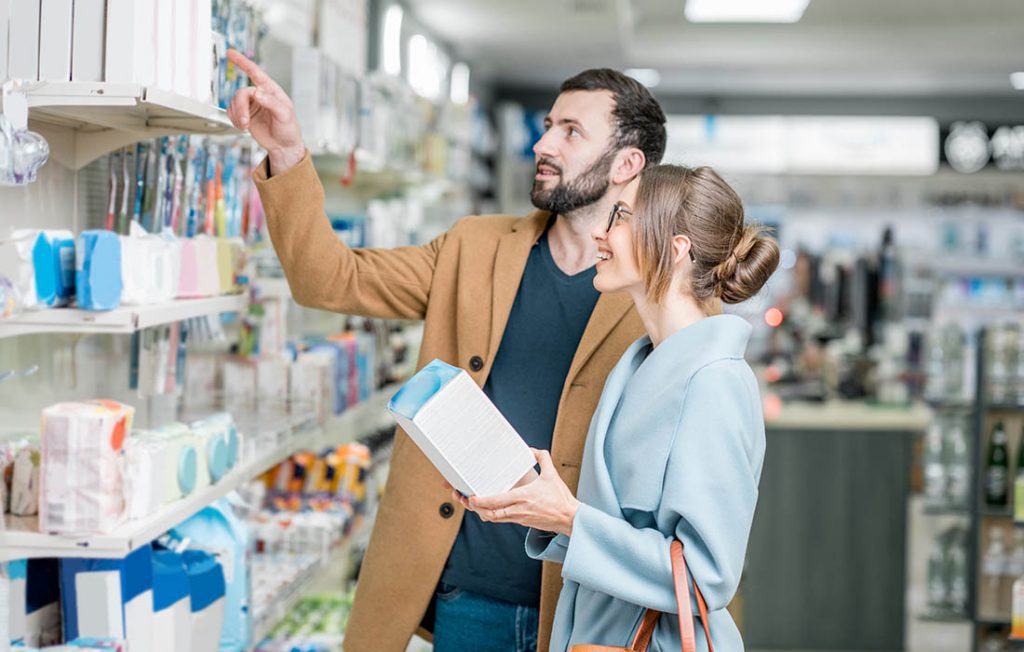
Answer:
[{"left": 0, "top": 0, "right": 1023, "bottom": 651}]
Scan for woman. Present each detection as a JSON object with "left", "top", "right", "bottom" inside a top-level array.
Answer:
[{"left": 459, "top": 164, "right": 779, "bottom": 651}]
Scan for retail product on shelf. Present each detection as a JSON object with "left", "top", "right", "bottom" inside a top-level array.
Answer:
[
  {"left": 39, "top": 400, "right": 134, "bottom": 534},
  {"left": 169, "top": 499, "right": 251, "bottom": 651},
  {"left": 119, "top": 226, "right": 181, "bottom": 306},
  {"left": 983, "top": 526, "right": 1011, "bottom": 616},
  {"left": 923, "top": 412, "right": 972, "bottom": 510},
  {"left": 927, "top": 524, "right": 970, "bottom": 619},
  {"left": 255, "top": 591, "right": 352, "bottom": 652},
  {"left": 59, "top": 545, "right": 154, "bottom": 651},
  {"left": 8, "top": 558, "right": 61, "bottom": 647},
  {"left": 181, "top": 549, "right": 227, "bottom": 652},
  {"left": 1015, "top": 425, "right": 1024, "bottom": 523},
  {"left": 75, "top": 231, "right": 122, "bottom": 311},
  {"left": 151, "top": 549, "right": 192, "bottom": 652},
  {"left": 986, "top": 422, "right": 1011, "bottom": 508},
  {"left": 10, "top": 444, "right": 40, "bottom": 516}
]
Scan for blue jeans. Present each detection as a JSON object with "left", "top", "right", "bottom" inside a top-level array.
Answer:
[{"left": 432, "top": 583, "right": 539, "bottom": 652}]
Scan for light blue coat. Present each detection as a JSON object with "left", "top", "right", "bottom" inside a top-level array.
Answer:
[{"left": 526, "top": 314, "right": 765, "bottom": 652}]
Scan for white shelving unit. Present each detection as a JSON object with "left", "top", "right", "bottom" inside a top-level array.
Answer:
[
  {"left": 9, "top": 81, "right": 238, "bottom": 170},
  {"left": 0, "top": 384, "right": 398, "bottom": 561},
  {"left": 0, "top": 294, "right": 248, "bottom": 339}
]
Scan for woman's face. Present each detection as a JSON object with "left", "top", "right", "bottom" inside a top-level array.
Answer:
[{"left": 592, "top": 175, "right": 643, "bottom": 294}]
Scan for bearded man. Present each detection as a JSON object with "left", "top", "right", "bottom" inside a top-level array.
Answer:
[{"left": 226, "top": 53, "right": 667, "bottom": 652}]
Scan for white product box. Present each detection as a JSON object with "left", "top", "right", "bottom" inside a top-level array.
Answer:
[
  {"left": 105, "top": 0, "right": 155, "bottom": 85},
  {"left": 154, "top": 0, "right": 173, "bottom": 91},
  {"left": 0, "top": 0, "right": 12, "bottom": 80},
  {"left": 193, "top": 0, "right": 212, "bottom": 102},
  {"left": 39, "top": 0, "right": 72, "bottom": 81},
  {"left": 171, "top": 0, "right": 192, "bottom": 97},
  {"left": 9, "top": 0, "right": 41, "bottom": 81},
  {"left": 71, "top": 0, "right": 106, "bottom": 81}
]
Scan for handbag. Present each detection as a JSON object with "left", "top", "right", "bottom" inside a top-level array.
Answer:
[{"left": 571, "top": 539, "right": 713, "bottom": 652}]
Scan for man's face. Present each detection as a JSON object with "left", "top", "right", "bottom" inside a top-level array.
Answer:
[{"left": 531, "top": 90, "right": 619, "bottom": 215}]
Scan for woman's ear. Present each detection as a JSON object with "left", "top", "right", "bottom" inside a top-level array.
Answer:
[
  {"left": 611, "top": 148, "right": 645, "bottom": 185},
  {"left": 672, "top": 234, "right": 693, "bottom": 266}
]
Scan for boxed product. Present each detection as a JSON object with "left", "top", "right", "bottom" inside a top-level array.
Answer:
[
  {"left": 181, "top": 549, "right": 226, "bottom": 652},
  {"left": 151, "top": 549, "right": 192, "bottom": 652},
  {"left": 123, "top": 434, "right": 175, "bottom": 520},
  {"left": 76, "top": 231, "right": 123, "bottom": 311},
  {"left": 30, "top": 230, "right": 76, "bottom": 307},
  {"left": 171, "top": 499, "right": 251, "bottom": 651},
  {"left": 60, "top": 545, "right": 155, "bottom": 652},
  {"left": 120, "top": 225, "right": 181, "bottom": 306},
  {"left": 104, "top": 0, "right": 155, "bottom": 85},
  {"left": 39, "top": 0, "right": 73, "bottom": 81},
  {"left": 39, "top": 400, "right": 133, "bottom": 534}
]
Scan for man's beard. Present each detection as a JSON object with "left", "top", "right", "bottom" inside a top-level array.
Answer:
[{"left": 530, "top": 147, "right": 617, "bottom": 215}]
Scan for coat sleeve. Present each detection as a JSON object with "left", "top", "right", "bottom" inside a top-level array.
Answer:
[
  {"left": 525, "top": 529, "right": 570, "bottom": 564},
  {"left": 560, "top": 361, "right": 762, "bottom": 614},
  {"left": 254, "top": 152, "right": 445, "bottom": 320}
]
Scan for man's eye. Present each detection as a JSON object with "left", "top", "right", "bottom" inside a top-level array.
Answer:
[{"left": 568, "top": 127, "right": 580, "bottom": 137}]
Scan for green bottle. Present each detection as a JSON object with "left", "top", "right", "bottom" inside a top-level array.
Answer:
[{"left": 987, "top": 421, "right": 1009, "bottom": 507}]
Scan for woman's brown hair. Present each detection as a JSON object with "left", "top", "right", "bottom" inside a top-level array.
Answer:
[{"left": 633, "top": 164, "right": 780, "bottom": 305}]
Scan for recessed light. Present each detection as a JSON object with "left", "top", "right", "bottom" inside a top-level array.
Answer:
[
  {"left": 685, "top": 0, "right": 810, "bottom": 23},
  {"left": 624, "top": 68, "right": 661, "bottom": 88}
]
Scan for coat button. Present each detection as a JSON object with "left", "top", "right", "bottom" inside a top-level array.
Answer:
[
  {"left": 469, "top": 356, "right": 484, "bottom": 372},
  {"left": 439, "top": 502, "right": 455, "bottom": 518}
]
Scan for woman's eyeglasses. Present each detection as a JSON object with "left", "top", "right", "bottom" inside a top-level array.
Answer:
[
  {"left": 606, "top": 203, "right": 632, "bottom": 233},
  {"left": 606, "top": 203, "right": 696, "bottom": 262}
]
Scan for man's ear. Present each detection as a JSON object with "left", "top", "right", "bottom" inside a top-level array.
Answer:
[{"left": 612, "top": 147, "right": 645, "bottom": 185}]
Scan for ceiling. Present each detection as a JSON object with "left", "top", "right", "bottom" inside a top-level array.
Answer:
[{"left": 404, "top": 0, "right": 1024, "bottom": 98}]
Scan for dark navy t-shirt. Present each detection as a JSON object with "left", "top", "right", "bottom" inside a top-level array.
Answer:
[{"left": 440, "top": 228, "right": 600, "bottom": 606}]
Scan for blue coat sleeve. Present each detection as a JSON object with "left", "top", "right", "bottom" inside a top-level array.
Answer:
[
  {"left": 525, "top": 529, "right": 570, "bottom": 563},
  {"left": 559, "top": 361, "right": 763, "bottom": 614}
]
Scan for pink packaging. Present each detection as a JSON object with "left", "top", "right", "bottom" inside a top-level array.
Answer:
[
  {"left": 39, "top": 400, "right": 134, "bottom": 534},
  {"left": 177, "top": 239, "right": 200, "bottom": 298}
]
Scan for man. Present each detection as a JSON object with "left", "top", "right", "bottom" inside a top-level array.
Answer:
[{"left": 226, "top": 49, "right": 667, "bottom": 652}]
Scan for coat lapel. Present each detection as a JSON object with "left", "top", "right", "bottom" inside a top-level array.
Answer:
[
  {"left": 564, "top": 290, "right": 635, "bottom": 386},
  {"left": 487, "top": 211, "right": 550, "bottom": 365}
]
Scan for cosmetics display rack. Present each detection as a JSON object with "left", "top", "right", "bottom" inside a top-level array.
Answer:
[{"left": 0, "top": 294, "right": 248, "bottom": 339}]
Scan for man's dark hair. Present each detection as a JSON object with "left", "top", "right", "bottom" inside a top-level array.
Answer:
[{"left": 560, "top": 68, "right": 667, "bottom": 166}]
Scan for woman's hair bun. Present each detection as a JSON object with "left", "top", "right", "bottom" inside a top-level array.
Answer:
[{"left": 714, "top": 225, "right": 780, "bottom": 304}]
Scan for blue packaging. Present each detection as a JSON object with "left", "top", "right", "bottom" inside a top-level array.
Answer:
[
  {"left": 181, "top": 549, "right": 227, "bottom": 652},
  {"left": 171, "top": 498, "right": 250, "bottom": 651},
  {"left": 60, "top": 544, "right": 154, "bottom": 650},
  {"left": 31, "top": 230, "right": 76, "bottom": 306},
  {"left": 76, "top": 230, "right": 122, "bottom": 310}
]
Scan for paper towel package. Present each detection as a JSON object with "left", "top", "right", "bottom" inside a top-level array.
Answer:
[
  {"left": 39, "top": 0, "right": 73, "bottom": 81},
  {"left": 39, "top": 400, "right": 133, "bottom": 534},
  {"left": 31, "top": 230, "right": 76, "bottom": 307},
  {"left": 388, "top": 359, "right": 536, "bottom": 497},
  {"left": 181, "top": 549, "right": 226, "bottom": 652},
  {"left": 60, "top": 545, "right": 154, "bottom": 652},
  {"left": 76, "top": 231, "right": 123, "bottom": 311},
  {"left": 10, "top": 444, "right": 40, "bottom": 516},
  {"left": 171, "top": 499, "right": 251, "bottom": 651},
  {"left": 151, "top": 549, "right": 192, "bottom": 652}
]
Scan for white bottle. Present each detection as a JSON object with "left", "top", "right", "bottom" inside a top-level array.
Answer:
[{"left": 983, "top": 526, "right": 1009, "bottom": 616}]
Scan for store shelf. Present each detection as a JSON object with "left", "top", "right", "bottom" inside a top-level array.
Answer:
[
  {"left": 252, "top": 277, "right": 293, "bottom": 301},
  {"left": 12, "top": 81, "right": 238, "bottom": 170},
  {"left": 987, "top": 403, "right": 1024, "bottom": 412},
  {"left": 979, "top": 507, "right": 1014, "bottom": 518},
  {"left": 917, "top": 612, "right": 971, "bottom": 624},
  {"left": 0, "top": 294, "right": 247, "bottom": 339},
  {"left": 922, "top": 504, "right": 970, "bottom": 517},
  {"left": 926, "top": 398, "right": 976, "bottom": 411},
  {"left": 0, "top": 386, "right": 396, "bottom": 561}
]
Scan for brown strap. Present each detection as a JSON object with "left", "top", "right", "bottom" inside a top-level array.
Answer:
[
  {"left": 627, "top": 540, "right": 713, "bottom": 652},
  {"left": 671, "top": 539, "right": 713, "bottom": 652}
]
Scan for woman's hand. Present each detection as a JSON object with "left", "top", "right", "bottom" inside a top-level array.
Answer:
[{"left": 453, "top": 449, "right": 581, "bottom": 536}]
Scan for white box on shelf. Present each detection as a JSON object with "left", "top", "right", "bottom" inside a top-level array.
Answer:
[
  {"left": 105, "top": 0, "right": 154, "bottom": 86},
  {"left": 9, "top": 0, "right": 41, "bottom": 81},
  {"left": 0, "top": 0, "right": 10, "bottom": 80},
  {"left": 71, "top": 0, "right": 106, "bottom": 82},
  {"left": 154, "top": 0, "right": 174, "bottom": 91},
  {"left": 193, "top": 0, "right": 212, "bottom": 102},
  {"left": 172, "top": 0, "right": 193, "bottom": 97},
  {"left": 39, "top": 0, "right": 73, "bottom": 81}
]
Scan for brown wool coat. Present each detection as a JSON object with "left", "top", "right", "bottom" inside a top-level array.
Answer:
[{"left": 254, "top": 152, "right": 644, "bottom": 652}]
